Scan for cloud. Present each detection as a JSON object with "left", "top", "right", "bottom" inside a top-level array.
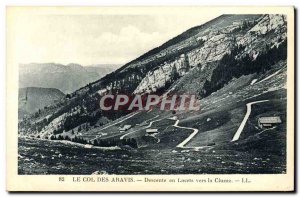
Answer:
[{"left": 10, "top": 13, "right": 218, "bottom": 66}]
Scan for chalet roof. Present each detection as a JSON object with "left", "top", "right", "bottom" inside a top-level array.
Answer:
[
  {"left": 258, "top": 116, "right": 282, "bottom": 124},
  {"left": 146, "top": 129, "right": 158, "bottom": 133}
]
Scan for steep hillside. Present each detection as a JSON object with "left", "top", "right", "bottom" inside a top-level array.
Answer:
[
  {"left": 87, "top": 64, "right": 122, "bottom": 75},
  {"left": 18, "top": 87, "right": 65, "bottom": 118},
  {"left": 19, "top": 14, "right": 287, "bottom": 143},
  {"left": 19, "top": 63, "right": 116, "bottom": 93}
]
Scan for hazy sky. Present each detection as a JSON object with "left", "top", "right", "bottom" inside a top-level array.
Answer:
[{"left": 11, "top": 12, "right": 218, "bottom": 66}]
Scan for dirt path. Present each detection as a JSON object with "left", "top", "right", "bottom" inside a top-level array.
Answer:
[
  {"left": 90, "top": 111, "right": 139, "bottom": 141},
  {"left": 231, "top": 100, "right": 269, "bottom": 142},
  {"left": 256, "top": 68, "right": 283, "bottom": 84},
  {"left": 173, "top": 120, "right": 199, "bottom": 148}
]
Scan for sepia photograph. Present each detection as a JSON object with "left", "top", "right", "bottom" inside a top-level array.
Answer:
[{"left": 6, "top": 6, "right": 294, "bottom": 191}]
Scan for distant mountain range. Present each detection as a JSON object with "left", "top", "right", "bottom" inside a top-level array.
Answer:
[{"left": 19, "top": 63, "right": 119, "bottom": 93}]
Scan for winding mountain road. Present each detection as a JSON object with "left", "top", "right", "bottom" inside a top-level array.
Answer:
[
  {"left": 231, "top": 100, "right": 269, "bottom": 142},
  {"left": 90, "top": 111, "right": 139, "bottom": 141},
  {"left": 173, "top": 120, "right": 199, "bottom": 148},
  {"left": 92, "top": 99, "right": 270, "bottom": 147}
]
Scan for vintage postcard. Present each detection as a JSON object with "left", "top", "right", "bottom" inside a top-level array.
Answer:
[{"left": 6, "top": 6, "right": 294, "bottom": 191}]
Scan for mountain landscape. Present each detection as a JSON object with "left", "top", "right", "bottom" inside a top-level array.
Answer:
[
  {"left": 19, "top": 63, "right": 118, "bottom": 93},
  {"left": 18, "top": 14, "right": 288, "bottom": 175},
  {"left": 18, "top": 87, "right": 65, "bottom": 119}
]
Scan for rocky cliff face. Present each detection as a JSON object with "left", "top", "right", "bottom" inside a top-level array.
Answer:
[
  {"left": 237, "top": 14, "right": 287, "bottom": 56},
  {"left": 133, "top": 14, "right": 287, "bottom": 95},
  {"left": 19, "top": 14, "right": 288, "bottom": 137},
  {"left": 134, "top": 54, "right": 190, "bottom": 94}
]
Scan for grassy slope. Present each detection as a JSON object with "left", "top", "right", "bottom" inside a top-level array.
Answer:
[{"left": 75, "top": 61, "right": 286, "bottom": 155}]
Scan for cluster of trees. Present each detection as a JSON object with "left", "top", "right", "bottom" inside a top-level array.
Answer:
[
  {"left": 24, "top": 18, "right": 262, "bottom": 137},
  {"left": 26, "top": 23, "right": 209, "bottom": 135},
  {"left": 71, "top": 136, "right": 89, "bottom": 144},
  {"left": 93, "top": 38, "right": 205, "bottom": 99},
  {"left": 240, "top": 20, "right": 255, "bottom": 31},
  {"left": 50, "top": 135, "right": 90, "bottom": 144},
  {"left": 50, "top": 135, "right": 71, "bottom": 141},
  {"left": 94, "top": 138, "right": 138, "bottom": 148},
  {"left": 50, "top": 134, "right": 138, "bottom": 148},
  {"left": 201, "top": 40, "right": 287, "bottom": 97},
  {"left": 63, "top": 114, "right": 89, "bottom": 131},
  {"left": 50, "top": 95, "right": 103, "bottom": 134},
  {"left": 53, "top": 129, "right": 64, "bottom": 135}
]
